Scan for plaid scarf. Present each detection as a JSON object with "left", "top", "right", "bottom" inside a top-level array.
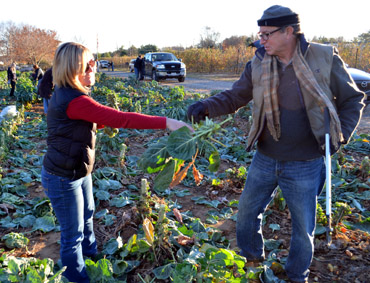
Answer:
[{"left": 261, "top": 43, "right": 342, "bottom": 146}]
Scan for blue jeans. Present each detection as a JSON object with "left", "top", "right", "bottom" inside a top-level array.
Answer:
[
  {"left": 134, "top": 67, "right": 140, "bottom": 79},
  {"left": 236, "top": 151, "right": 325, "bottom": 282},
  {"left": 41, "top": 167, "right": 97, "bottom": 283},
  {"left": 43, "top": 98, "right": 50, "bottom": 114}
]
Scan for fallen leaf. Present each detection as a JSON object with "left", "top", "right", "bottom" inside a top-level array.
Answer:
[
  {"left": 345, "top": 249, "right": 353, "bottom": 257},
  {"left": 192, "top": 164, "right": 203, "bottom": 185},
  {"left": 173, "top": 208, "right": 183, "bottom": 224},
  {"left": 143, "top": 218, "right": 154, "bottom": 245},
  {"left": 177, "top": 235, "right": 194, "bottom": 246}
]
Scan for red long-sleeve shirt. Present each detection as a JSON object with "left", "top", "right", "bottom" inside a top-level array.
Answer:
[{"left": 66, "top": 95, "right": 166, "bottom": 129}]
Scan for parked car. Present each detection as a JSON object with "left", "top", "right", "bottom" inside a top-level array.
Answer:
[
  {"left": 347, "top": 67, "right": 370, "bottom": 104},
  {"left": 129, "top": 59, "right": 135, "bottom": 72},
  {"left": 99, "top": 60, "right": 110, "bottom": 68},
  {"left": 143, "top": 52, "right": 186, "bottom": 82}
]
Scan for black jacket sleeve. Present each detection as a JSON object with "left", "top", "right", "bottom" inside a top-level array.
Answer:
[
  {"left": 37, "top": 68, "right": 53, "bottom": 99},
  {"left": 203, "top": 61, "right": 254, "bottom": 117}
]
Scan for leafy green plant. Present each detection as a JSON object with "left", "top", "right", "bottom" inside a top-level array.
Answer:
[
  {"left": 138, "top": 116, "right": 232, "bottom": 192},
  {"left": 14, "top": 73, "right": 39, "bottom": 108},
  {"left": 1, "top": 232, "right": 29, "bottom": 249},
  {"left": 0, "top": 255, "right": 66, "bottom": 282}
]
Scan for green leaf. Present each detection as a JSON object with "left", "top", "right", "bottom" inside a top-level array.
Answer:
[
  {"left": 26, "top": 270, "right": 43, "bottom": 283},
  {"left": 208, "top": 150, "right": 220, "bottom": 172},
  {"left": 102, "top": 214, "right": 116, "bottom": 226},
  {"left": 85, "top": 258, "right": 115, "bottom": 283},
  {"left": 189, "top": 219, "right": 206, "bottom": 233},
  {"left": 153, "top": 263, "right": 175, "bottom": 279},
  {"left": 172, "top": 263, "right": 197, "bottom": 282},
  {"left": 261, "top": 264, "right": 282, "bottom": 283},
  {"left": 314, "top": 223, "right": 326, "bottom": 235},
  {"left": 120, "top": 234, "right": 137, "bottom": 258},
  {"left": 185, "top": 248, "right": 205, "bottom": 265},
  {"left": 19, "top": 215, "right": 36, "bottom": 228},
  {"left": 103, "top": 237, "right": 123, "bottom": 255},
  {"left": 32, "top": 216, "right": 56, "bottom": 232},
  {"left": 112, "top": 260, "right": 129, "bottom": 276},
  {"left": 109, "top": 196, "right": 133, "bottom": 208},
  {"left": 95, "top": 209, "right": 109, "bottom": 219},
  {"left": 178, "top": 225, "right": 194, "bottom": 237},
  {"left": 264, "top": 239, "right": 282, "bottom": 250},
  {"left": 137, "top": 136, "right": 169, "bottom": 171},
  {"left": 95, "top": 190, "right": 110, "bottom": 201},
  {"left": 0, "top": 216, "right": 17, "bottom": 228},
  {"left": 192, "top": 196, "right": 220, "bottom": 208},
  {"left": 0, "top": 192, "right": 23, "bottom": 205},
  {"left": 269, "top": 224, "right": 280, "bottom": 232},
  {"left": 96, "top": 179, "right": 121, "bottom": 191},
  {"left": 153, "top": 160, "right": 176, "bottom": 192},
  {"left": 167, "top": 127, "right": 196, "bottom": 160}
]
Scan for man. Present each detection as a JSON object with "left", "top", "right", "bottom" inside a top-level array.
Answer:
[
  {"left": 32, "top": 64, "right": 44, "bottom": 88},
  {"left": 134, "top": 55, "right": 143, "bottom": 80},
  {"left": 187, "top": 5, "right": 365, "bottom": 283}
]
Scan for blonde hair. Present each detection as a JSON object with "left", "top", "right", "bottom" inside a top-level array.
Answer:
[{"left": 52, "top": 42, "right": 93, "bottom": 93}]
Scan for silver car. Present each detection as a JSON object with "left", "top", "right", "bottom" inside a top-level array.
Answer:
[
  {"left": 99, "top": 60, "right": 109, "bottom": 68},
  {"left": 129, "top": 59, "right": 135, "bottom": 72}
]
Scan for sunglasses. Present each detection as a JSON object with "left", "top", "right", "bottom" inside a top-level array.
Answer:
[{"left": 85, "top": 59, "right": 96, "bottom": 73}]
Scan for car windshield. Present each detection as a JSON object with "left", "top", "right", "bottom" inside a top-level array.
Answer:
[{"left": 153, "top": 54, "right": 177, "bottom": 62}]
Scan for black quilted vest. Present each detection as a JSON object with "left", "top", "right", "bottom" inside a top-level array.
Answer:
[{"left": 43, "top": 86, "right": 97, "bottom": 180}]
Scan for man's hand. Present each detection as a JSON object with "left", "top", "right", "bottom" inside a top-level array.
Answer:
[{"left": 187, "top": 101, "right": 208, "bottom": 123}]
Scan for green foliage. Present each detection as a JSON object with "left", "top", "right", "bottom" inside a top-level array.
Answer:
[
  {"left": 0, "top": 255, "right": 66, "bottom": 282},
  {"left": 14, "top": 73, "right": 39, "bottom": 106},
  {"left": 1, "top": 232, "right": 29, "bottom": 249},
  {"left": 138, "top": 44, "right": 158, "bottom": 54}
]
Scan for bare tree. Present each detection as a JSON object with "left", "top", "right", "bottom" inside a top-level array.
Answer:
[
  {"left": 0, "top": 21, "right": 17, "bottom": 64},
  {"left": 0, "top": 22, "right": 60, "bottom": 65},
  {"left": 198, "top": 26, "right": 220, "bottom": 49}
]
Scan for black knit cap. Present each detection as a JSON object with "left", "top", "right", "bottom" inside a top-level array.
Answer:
[{"left": 257, "top": 5, "right": 299, "bottom": 27}]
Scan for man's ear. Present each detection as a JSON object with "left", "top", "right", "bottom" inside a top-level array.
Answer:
[{"left": 286, "top": 25, "right": 294, "bottom": 35}]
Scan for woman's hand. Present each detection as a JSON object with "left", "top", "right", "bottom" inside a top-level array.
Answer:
[{"left": 166, "top": 118, "right": 194, "bottom": 132}]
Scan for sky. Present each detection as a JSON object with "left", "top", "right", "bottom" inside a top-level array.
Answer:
[{"left": 1, "top": 0, "right": 369, "bottom": 54}]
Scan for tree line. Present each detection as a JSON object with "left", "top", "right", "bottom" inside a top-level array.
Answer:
[{"left": 0, "top": 21, "right": 369, "bottom": 73}]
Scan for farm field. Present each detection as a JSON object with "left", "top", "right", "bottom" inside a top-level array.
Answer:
[{"left": 0, "top": 72, "right": 369, "bottom": 282}]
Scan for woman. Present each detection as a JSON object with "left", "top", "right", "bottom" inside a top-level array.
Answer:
[
  {"left": 41, "top": 42, "right": 192, "bottom": 283},
  {"left": 7, "top": 63, "right": 17, "bottom": 97}
]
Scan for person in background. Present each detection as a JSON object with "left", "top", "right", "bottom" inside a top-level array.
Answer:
[
  {"left": 187, "top": 5, "right": 365, "bottom": 283},
  {"left": 140, "top": 56, "right": 145, "bottom": 80},
  {"left": 41, "top": 42, "right": 193, "bottom": 283},
  {"left": 7, "top": 63, "right": 17, "bottom": 97},
  {"left": 37, "top": 67, "right": 53, "bottom": 114},
  {"left": 32, "top": 64, "right": 44, "bottom": 88},
  {"left": 134, "top": 54, "right": 142, "bottom": 80},
  {"left": 110, "top": 60, "right": 114, "bottom": 72}
]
